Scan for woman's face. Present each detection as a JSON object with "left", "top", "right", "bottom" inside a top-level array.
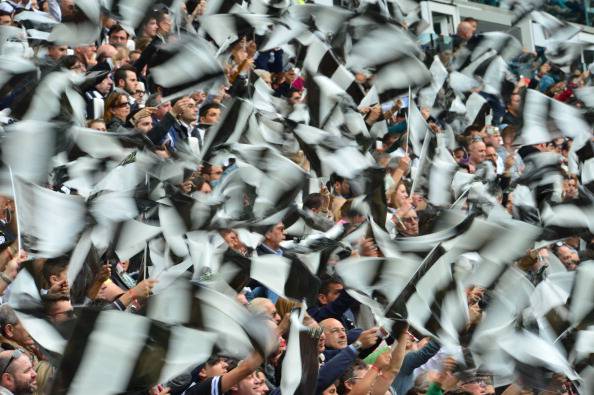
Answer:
[
  {"left": 111, "top": 96, "right": 130, "bottom": 121},
  {"left": 144, "top": 18, "right": 158, "bottom": 37},
  {"left": 393, "top": 183, "right": 410, "bottom": 208}
]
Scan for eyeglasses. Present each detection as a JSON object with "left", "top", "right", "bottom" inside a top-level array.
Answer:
[
  {"left": 115, "top": 101, "right": 130, "bottom": 108},
  {"left": 0, "top": 350, "right": 22, "bottom": 376}
]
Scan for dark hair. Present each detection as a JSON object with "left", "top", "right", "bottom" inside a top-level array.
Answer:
[
  {"left": 328, "top": 173, "right": 346, "bottom": 192},
  {"left": 42, "top": 256, "right": 70, "bottom": 283},
  {"left": 156, "top": 10, "right": 172, "bottom": 23},
  {"left": 318, "top": 274, "right": 343, "bottom": 296},
  {"left": 139, "top": 14, "right": 157, "bottom": 35},
  {"left": 104, "top": 91, "right": 128, "bottom": 123},
  {"left": 463, "top": 125, "right": 482, "bottom": 137},
  {"left": 108, "top": 24, "right": 129, "bottom": 39},
  {"left": 338, "top": 359, "right": 368, "bottom": 394},
  {"left": 145, "top": 94, "right": 162, "bottom": 107},
  {"left": 303, "top": 193, "right": 324, "bottom": 211},
  {"left": 0, "top": 305, "right": 18, "bottom": 336},
  {"left": 114, "top": 65, "right": 137, "bottom": 87},
  {"left": 288, "top": 87, "right": 301, "bottom": 96},
  {"left": 135, "top": 36, "right": 152, "bottom": 51},
  {"left": 218, "top": 228, "right": 237, "bottom": 238},
  {"left": 199, "top": 102, "right": 221, "bottom": 119},
  {"left": 58, "top": 55, "right": 80, "bottom": 70},
  {"left": 501, "top": 125, "right": 516, "bottom": 139}
]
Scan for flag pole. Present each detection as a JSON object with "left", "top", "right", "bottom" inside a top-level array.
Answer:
[
  {"left": 7, "top": 167, "right": 21, "bottom": 252},
  {"left": 405, "top": 86, "right": 411, "bottom": 156}
]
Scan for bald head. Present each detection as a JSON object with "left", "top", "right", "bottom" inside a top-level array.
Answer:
[
  {"left": 320, "top": 318, "right": 347, "bottom": 349},
  {"left": 247, "top": 298, "right": 281, "bottom": 324},
  {"left": 97, "top": 44, "right": 117, "bottom": 60},
  {"left": 457, "top": 21, "right": 474, "bottom": 41},
  {"left": 468, "top": 140, "right": 486, "bottom": 166}
]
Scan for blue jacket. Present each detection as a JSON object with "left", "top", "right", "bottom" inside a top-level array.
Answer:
[
  {"left": 307, "top": 290, "right": 358, "bottom": 330},
  {"left": 392, "top": 340, "right": 440, "bottom": 395},
  {"left": 317, "top": 345, "right": 358, "bottom": 394},
  {"left": 254, "top": 49, "right": 284, "bottom": 73},
  {"left": 268, "top": 346, "right": 359, "bottom": 395}
]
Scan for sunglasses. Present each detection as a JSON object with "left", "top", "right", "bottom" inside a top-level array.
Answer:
[
  {"left": 0, "top": 350, "right": 22, "bottom": 376},
  {"left": 115, "top": 101, "right": 130, "bottom": 108}
]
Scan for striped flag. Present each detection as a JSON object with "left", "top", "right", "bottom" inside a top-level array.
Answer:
[
  {"left": 302, "top": 36, "right": 366, "bottom": 105},
  {"left": 149, "top": 36, "right": 226, "bottom": 100}
]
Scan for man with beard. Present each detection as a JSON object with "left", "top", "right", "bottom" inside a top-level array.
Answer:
[
  {"left": 0, "top": 350, "right": 37, "bottom": 395},
  {"left": 0, "top": 306, "right": 52, "bottom": 395}
]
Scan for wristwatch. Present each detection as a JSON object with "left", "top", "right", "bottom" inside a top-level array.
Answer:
[{"left": 352, "top": 340, "right": 363, "bottom": 351}]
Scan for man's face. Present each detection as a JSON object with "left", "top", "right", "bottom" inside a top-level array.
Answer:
[
  {"left": 557, "top": 245, "right": 579, "bottom": 270},
  {"left": 261, "top": 300, "right": 281, "bottom": 324},
  {"left": 486, "top": 131, "right": 501, "bottom": 148},
  {"left": 318, "top": 282, "right": 343, "bottom": 305},
  {"left": 10, "top": 355, "right": 37, "bottom": 395},
  {"left": 334, "top": 180, "right": 350, "bottom": 196},
  {"left": 289, "top": 92, "right": 301, "bottom": 105},
  {"left": 265, "top": 223, "right": 285, "bottom": 246},
  {"left": 96, "top": 75, "right": 113, "bottom": 95},
  {"left": 48, "top": 300, "right": 74, "bottom": 323},
  {"left": 0, "top": 15, "right": 12, "bottom": 26},
  {"left": 235, "top": 372, "right": 261, "bottom": 395},
  {"left": 89, "top": 121, "right": 106, "bottom": 132},
  {"left": 122, "top": 71, "right": 138, "bottom": 95},
  {"left": 223, "top": 231, "right": 243, "bottom": 252},
  {"left": 180, "top": 98, "right": 198, "bottom": 123},
  {"left": 48, "top": 45, "right": 68, "bottom": 60},
  {"left": 191, "top": 91, "right": 206, "bottom": 105},
  {"left": 49, "top": 270, "right": 67, "bottom": 287},
  {"left": 563, "top": 178, "right": 578, "bottom": 201},
  {"left": 469, "top": 141, "right": 486, "bottom": 165},
  {"left": 135, "top": 116, "right": 153, "bottom": 134},
  {"left": 509, "top": 94, "right": 521, "bottom": 113},
  {"left": 203, "top": 360, "right": 228, "bottom": 378},
  {"left": 322, "top": 319, "right": 348, "bottom": 349},
  {"left": 109, "top": 30, "right": 128, "bottom": 47},
  {"left": 60, "top": 0, "right": 75, "bottom": 18},
  {"left": 396, "top": 208, "right": 419, "bottom": 237},
  {"left": 254, "top": 371, "right": 269, "bottom": 395},
  {"left": 156, "top": 101, "right": 171, "bottom": 119},
  {"left": 200, "top": 108, "right": 221, "bottom": 125},
  {"left": 209, "top": 166, "right": 223, "bottom": 181},
  {"left": 486, "top": 146, "right": 498, "bottom": 167}
]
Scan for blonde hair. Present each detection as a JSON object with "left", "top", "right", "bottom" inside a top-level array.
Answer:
[{"left": 275, "top": 297, "right": 302, "bottom": 318}]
